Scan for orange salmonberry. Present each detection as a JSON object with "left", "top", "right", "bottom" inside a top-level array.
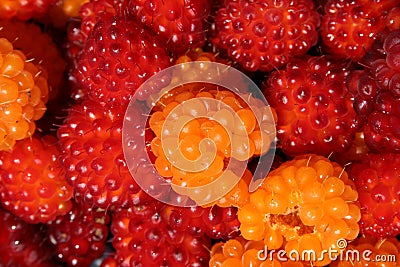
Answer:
[
  {"left": 145, "top": 49, "right": 276, "bottom": 207},
  {"left": 148, "top": 82, "right": 275, "bottom": 206},
  {"left": 0, "top": 38, "right": 49, "bottom": 151},
  {"left": 0, "top": 20, "right": 66, "bottom": 101},
  {"left": 237, "top": 154, "right": 361, "bottom": 266}
]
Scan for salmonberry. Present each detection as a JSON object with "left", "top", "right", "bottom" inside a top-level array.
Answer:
[
  {"left": 48, "top": 202, "right": 110, "bottom": 267},
  {"left": 148, "top": 83, "right": 275, "bottom": 206},
  {"left": 110, "top": 203, "right": 211, "bottom": 266},
  {"left": 0, "top": 135, "right": 73, "bottom": 224},
  {"left": 0, "top": 20, "right": 66, "bottom": 101},
  {"left": 354, "top": 30, "right": 400, "bottom": 152},
  {"left": 0, "top": 38, "right": 49, "bottom": 151},
  {"left": 0, "top": 207, "right": 55, "bottom": 267},
  {"left": 57, "top": 99, "right": 153, "bottom": 210},
  {"left": 238, "top": 154, "right": 360, "bottom": 266},
  {"left": 160, "top": 204, "right": 241, "bottom": 240},
  {"left": 212, "top": 0, "right": 320, "bottom": 72},
  {"left": 65, "top": 0, "right": 130, "bottom": 101},
  {"left": 76, "top": 14, "right": 171, "bottom": 105},
  {"left": 348, "top": 152, "right": 400, "bottom": 238},
  {"left": 263, "top": 55, "right": 361, "bottom": 157},
  {"left": 128, "top": 0, "right": 211, "bottom": 55},
  {"left": 320, "top": 0, "right": 399, "bottom": 61}
]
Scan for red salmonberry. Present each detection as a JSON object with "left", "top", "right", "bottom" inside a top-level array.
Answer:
[
  {"left": 263, "top": 55, "right": 361, "bottom": 157},
  {"left": 0, "top": 135, "right": 73, "bottom": 224},
  {"left": 348, "top": 152, "right": 400, "bottom": 238},
  {"left": 212, "top": 0, "right": 320, "bottom": 72},
  {"left": 160, "top": 204, "right": 241, "bottom": 240},
  {"left": 57, "top": 99, "right": 153, "bottom": 210},
  {"left": 48, "top": 202, "right": 110, "bottom": 267},
  {"left": 320, "top": 0, "right": 399, "bottom": 61},
  {"left": 128, "top": 0, "right": 211, "bottom": 55},
  {"left": 111, "top": 203, "right": 211, "bottom": 266},
  {"left": 65, "top": 0, "right": 129, "bottom": 101},
  {"left": 76, "top": 15, "right": 171, "bottom": 105},
  {"left": 0, "top": 207, "right": 55, "bottom": 267}
]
